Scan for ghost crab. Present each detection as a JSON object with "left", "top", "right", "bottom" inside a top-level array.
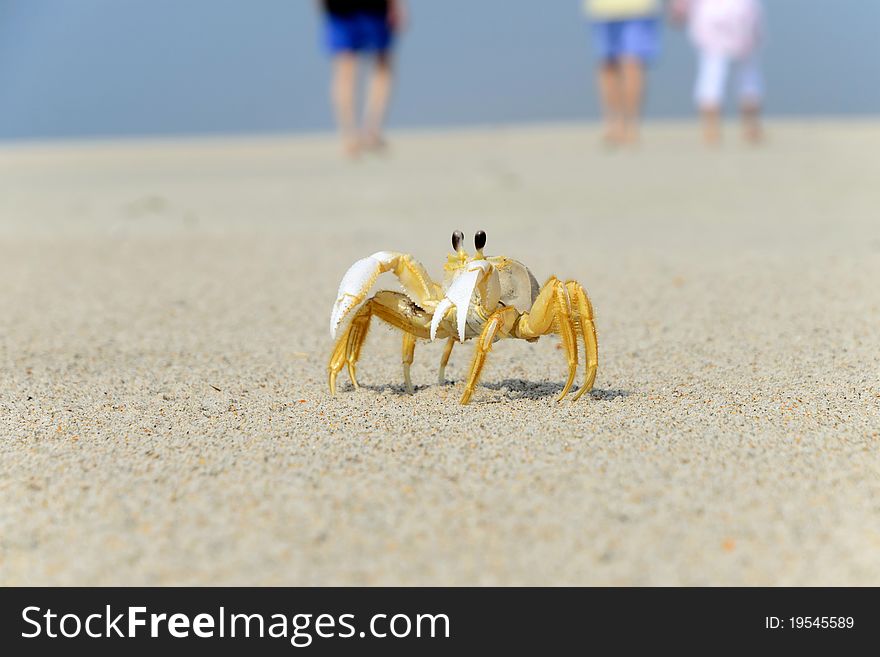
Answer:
[{"left": 329, "top": 230, "right": 598, "bottom": 404}]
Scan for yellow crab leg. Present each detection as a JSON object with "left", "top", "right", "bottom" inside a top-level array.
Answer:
[
  {"left": 554, "top": 280, "right": 578, "bottom": 401},
  {"left": 328, "top": 291, "right": 435, "bottom": 395},
  {"left": 345, "top": 333, "right": 365, "bottom": 389},
  {"left": 513, "top": 276, "right": 558, "bottom": 339},
  {"left": 460, "top": 307, "right": 518, "bottom": 405},
  {"left": 327, "top": 299, "right": 375, "bottom": 394},
  {"left": 328, "top": 321, "right": 353, "bottom": 395},
  {"left": 438, "top": 337, "right": 455, "bottom": 384},
  {"left": 566, "top": 280, "right": 598, "bottom": 400},
  {"left": 345, "top": 303, "right": 373, "bottom": 389},
  {"left": 402, "top": 332, "right": 416, "bottom": 394},
  {"left": 513, "top": 277, "right": 579, "bottom": 401}
]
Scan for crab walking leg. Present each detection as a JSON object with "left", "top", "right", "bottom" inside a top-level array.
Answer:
[
  {"left": 438, "top": 337, "right": 455, "bottom": 385},
  {"left": 344, "top": 305, "right": 373, "bottom": 389},
  {"left": 328, "top": 302, "right": 372, "bottom": 394},
  {"left": 552, "top": 282, "right": 579, "bottom": 400},
  {"left": 513, "top": 277, "right": 579, "bottom": 401},
  {"left": 328, "top": 321, "right": 354, "bottom": 395},
  {"left": 460, "top": 307, "right": 518, "bottom": 405},
  {"left": 566, "top": 280, "right": 599, "bottom": 400},
  {"left": 402, "top": 333, "right": 416, "bottom": 394},
  {"left": 328, "top": 290, "right": 433, "bottom": 395}
]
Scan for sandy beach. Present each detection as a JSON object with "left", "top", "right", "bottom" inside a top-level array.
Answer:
[{"left": 1, "top": 121, "right": 878, "bottom": 585}]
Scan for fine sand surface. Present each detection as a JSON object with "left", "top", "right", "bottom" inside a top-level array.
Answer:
[{"left": 1, "top": 121, "right": 878, "bottom": 585}]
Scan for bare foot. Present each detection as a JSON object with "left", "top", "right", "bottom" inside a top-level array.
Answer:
[
  {"left": 702, "top": 123, "right": 722, "bottom": 147},
  {"left": 741, "top": 104, "right": 763, "bottom": 145},
  {"left": 743, "top": 121, "right": 763, "bottom": 144},
  {"left": 601, "top": 121, "right": 626, "bottom": 148},
  {"left": 700, "top": 108, "right": 722, "bottom": 148},
  {"left": 362, "top": 131, "right": 388, "bottom": 153},
  {"left": 621, "top": 122, "right": 641, "bottom": 147},
  {"left": 342, "top": 135, "right": 361, "bottom": 159},
  {"left": 703, "top": 131, "right": 721, "bottom": 147}
]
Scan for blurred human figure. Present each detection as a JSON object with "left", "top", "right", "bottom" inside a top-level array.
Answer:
[
  {"left": 583, "top": 0, "right": 662, "bottom": 146},
  {"left": 319, "top": 0, "right": 406, "bottom": 157},
  {"left": 671, "top": 0, "right": 764, "bottom": 145}
]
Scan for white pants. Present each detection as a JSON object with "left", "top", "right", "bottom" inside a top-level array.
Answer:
[{"left": 694, "top": 51, "right": 763, "bottom": 109}]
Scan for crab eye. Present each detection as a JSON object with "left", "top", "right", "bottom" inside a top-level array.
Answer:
[
  {"left": 474, "top": 230, "right": 486, "bottom": 250},
  {"left": 452, "top": 230, "right": 464, "bottom": 251}
]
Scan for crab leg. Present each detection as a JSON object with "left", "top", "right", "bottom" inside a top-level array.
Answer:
[
  {"left": 402, "top": 333, "right": 416, "bottom": 394},
  {"left": 460, "top": 307, "right": 518, "bottom": 405},
  {"left": 328, "top": 323, "right": 351, "bottom": 395},
  {"left": 344, "top": 305, "right": 372, "bottom": 389},
  {"left": 514, "top": 277, "right": 579, "bottom": 401},
  {"left": 328, "top": 302, "right": 372, "bottom": 394},
  {"left": 328, "top": 291, "right": 433, "bottom": 395},
  {"left": 438, "top": 337, "right": 455, "bottom": 385},
  {"left": 566, "top": 280, "right": 598, "bottom": 400},
  {"left": 554, "top": 281, "right": 579, "bottom": 400}
]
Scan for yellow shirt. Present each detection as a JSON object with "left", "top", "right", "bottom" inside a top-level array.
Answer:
[{"left": 585, "top": 0, "right": 660, "bottom": 20}]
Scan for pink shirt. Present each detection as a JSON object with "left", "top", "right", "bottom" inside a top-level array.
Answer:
[{"left": 684, "top": 0, "right": 763, "bottom": 58}]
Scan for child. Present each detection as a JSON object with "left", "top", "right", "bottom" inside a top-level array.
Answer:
[
  {"left": 671, "top": 0, "right": 765, "bottom": 144},
  {"left": 583, "top": 0, "right": 663, "bottom": 146},
  {"left": 319, "top": 0, "right": 406, "bottom": 156}
]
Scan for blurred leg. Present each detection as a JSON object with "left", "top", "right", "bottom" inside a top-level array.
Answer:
[
  {"left": 364, "top": 50, "right": 393, "bottom": 149},
  {"left": 700, "top": 107, "right": 722, "bottom": 146},
  {"left": 620, "top": 56, "right": 644, "bottom": 144},
  {"left": 740, "top": 103, "right": 762, "bottom": 143},
  {"left": 695, "top": 51, "right": 728, "bottom": 146},
  {"left": 737, "top": 55, "right": 764, "bottom": 143},
  {"left": 331, "top": 52, "right": 360, "bottom": 156},
  {"left": 597, "top": 61, "right": 625, "bottom": 144}
]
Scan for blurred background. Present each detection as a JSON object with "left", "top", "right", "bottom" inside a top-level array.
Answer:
[{"left": 1, "top": 0, "right": 878, "bottom": 140}]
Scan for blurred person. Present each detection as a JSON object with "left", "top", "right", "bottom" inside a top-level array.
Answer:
[
  {"left": 583, "top": 0, "right": 663, "bottom": 145},
  {"left": 670, "top": 0, "right": 765, "bottom": 145},
  {"left": 318, "top": 0, "right": 406, "bottom": 156}
]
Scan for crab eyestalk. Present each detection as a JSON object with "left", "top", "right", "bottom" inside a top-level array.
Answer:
[
  {"left": 451, "top": 229, "right": 464, "bottom": 253},
  {"left": 446, "top": 229, "right": 469, "bottom": 270},
  {"left": 474, "top": 229, "right": 487, "bottom": 259}
]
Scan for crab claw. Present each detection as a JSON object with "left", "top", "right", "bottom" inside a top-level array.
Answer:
[
  {"left": 430, "top": 298, "right": 453, "bottom": 341},
  {"left": 330, "top": 251, "right": 394, "bottom": 338},
  {"left": 430, "top": 260, "right": 491, "bottom": 342}
]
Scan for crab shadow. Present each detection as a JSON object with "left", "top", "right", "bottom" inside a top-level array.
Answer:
[
  {"left": 358, "top": 383, "right": 430, "bottom": 396},
  {"left": 481, "top": 379, "right": 631, "bottom": 401},
  {"left": 357, "top": 379, "right": 630, "bottom": 402}
]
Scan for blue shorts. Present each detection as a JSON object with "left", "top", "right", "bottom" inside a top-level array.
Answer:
[
  {"left": 591, "top": 18, "right": 660, "bottom": 63},
  {"left": 324, "top": 12, "right": 393, "bottom": 54}
]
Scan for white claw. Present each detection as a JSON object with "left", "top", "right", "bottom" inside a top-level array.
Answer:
[
  {"left": 430, "top": 260, "right": 491, "bottom": 343},
  {"left": 430, "top": 298, "right": 452, "bottom": 341},
  {"left": 330, "top": 252, "right": 394, "bottom": 338}
]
